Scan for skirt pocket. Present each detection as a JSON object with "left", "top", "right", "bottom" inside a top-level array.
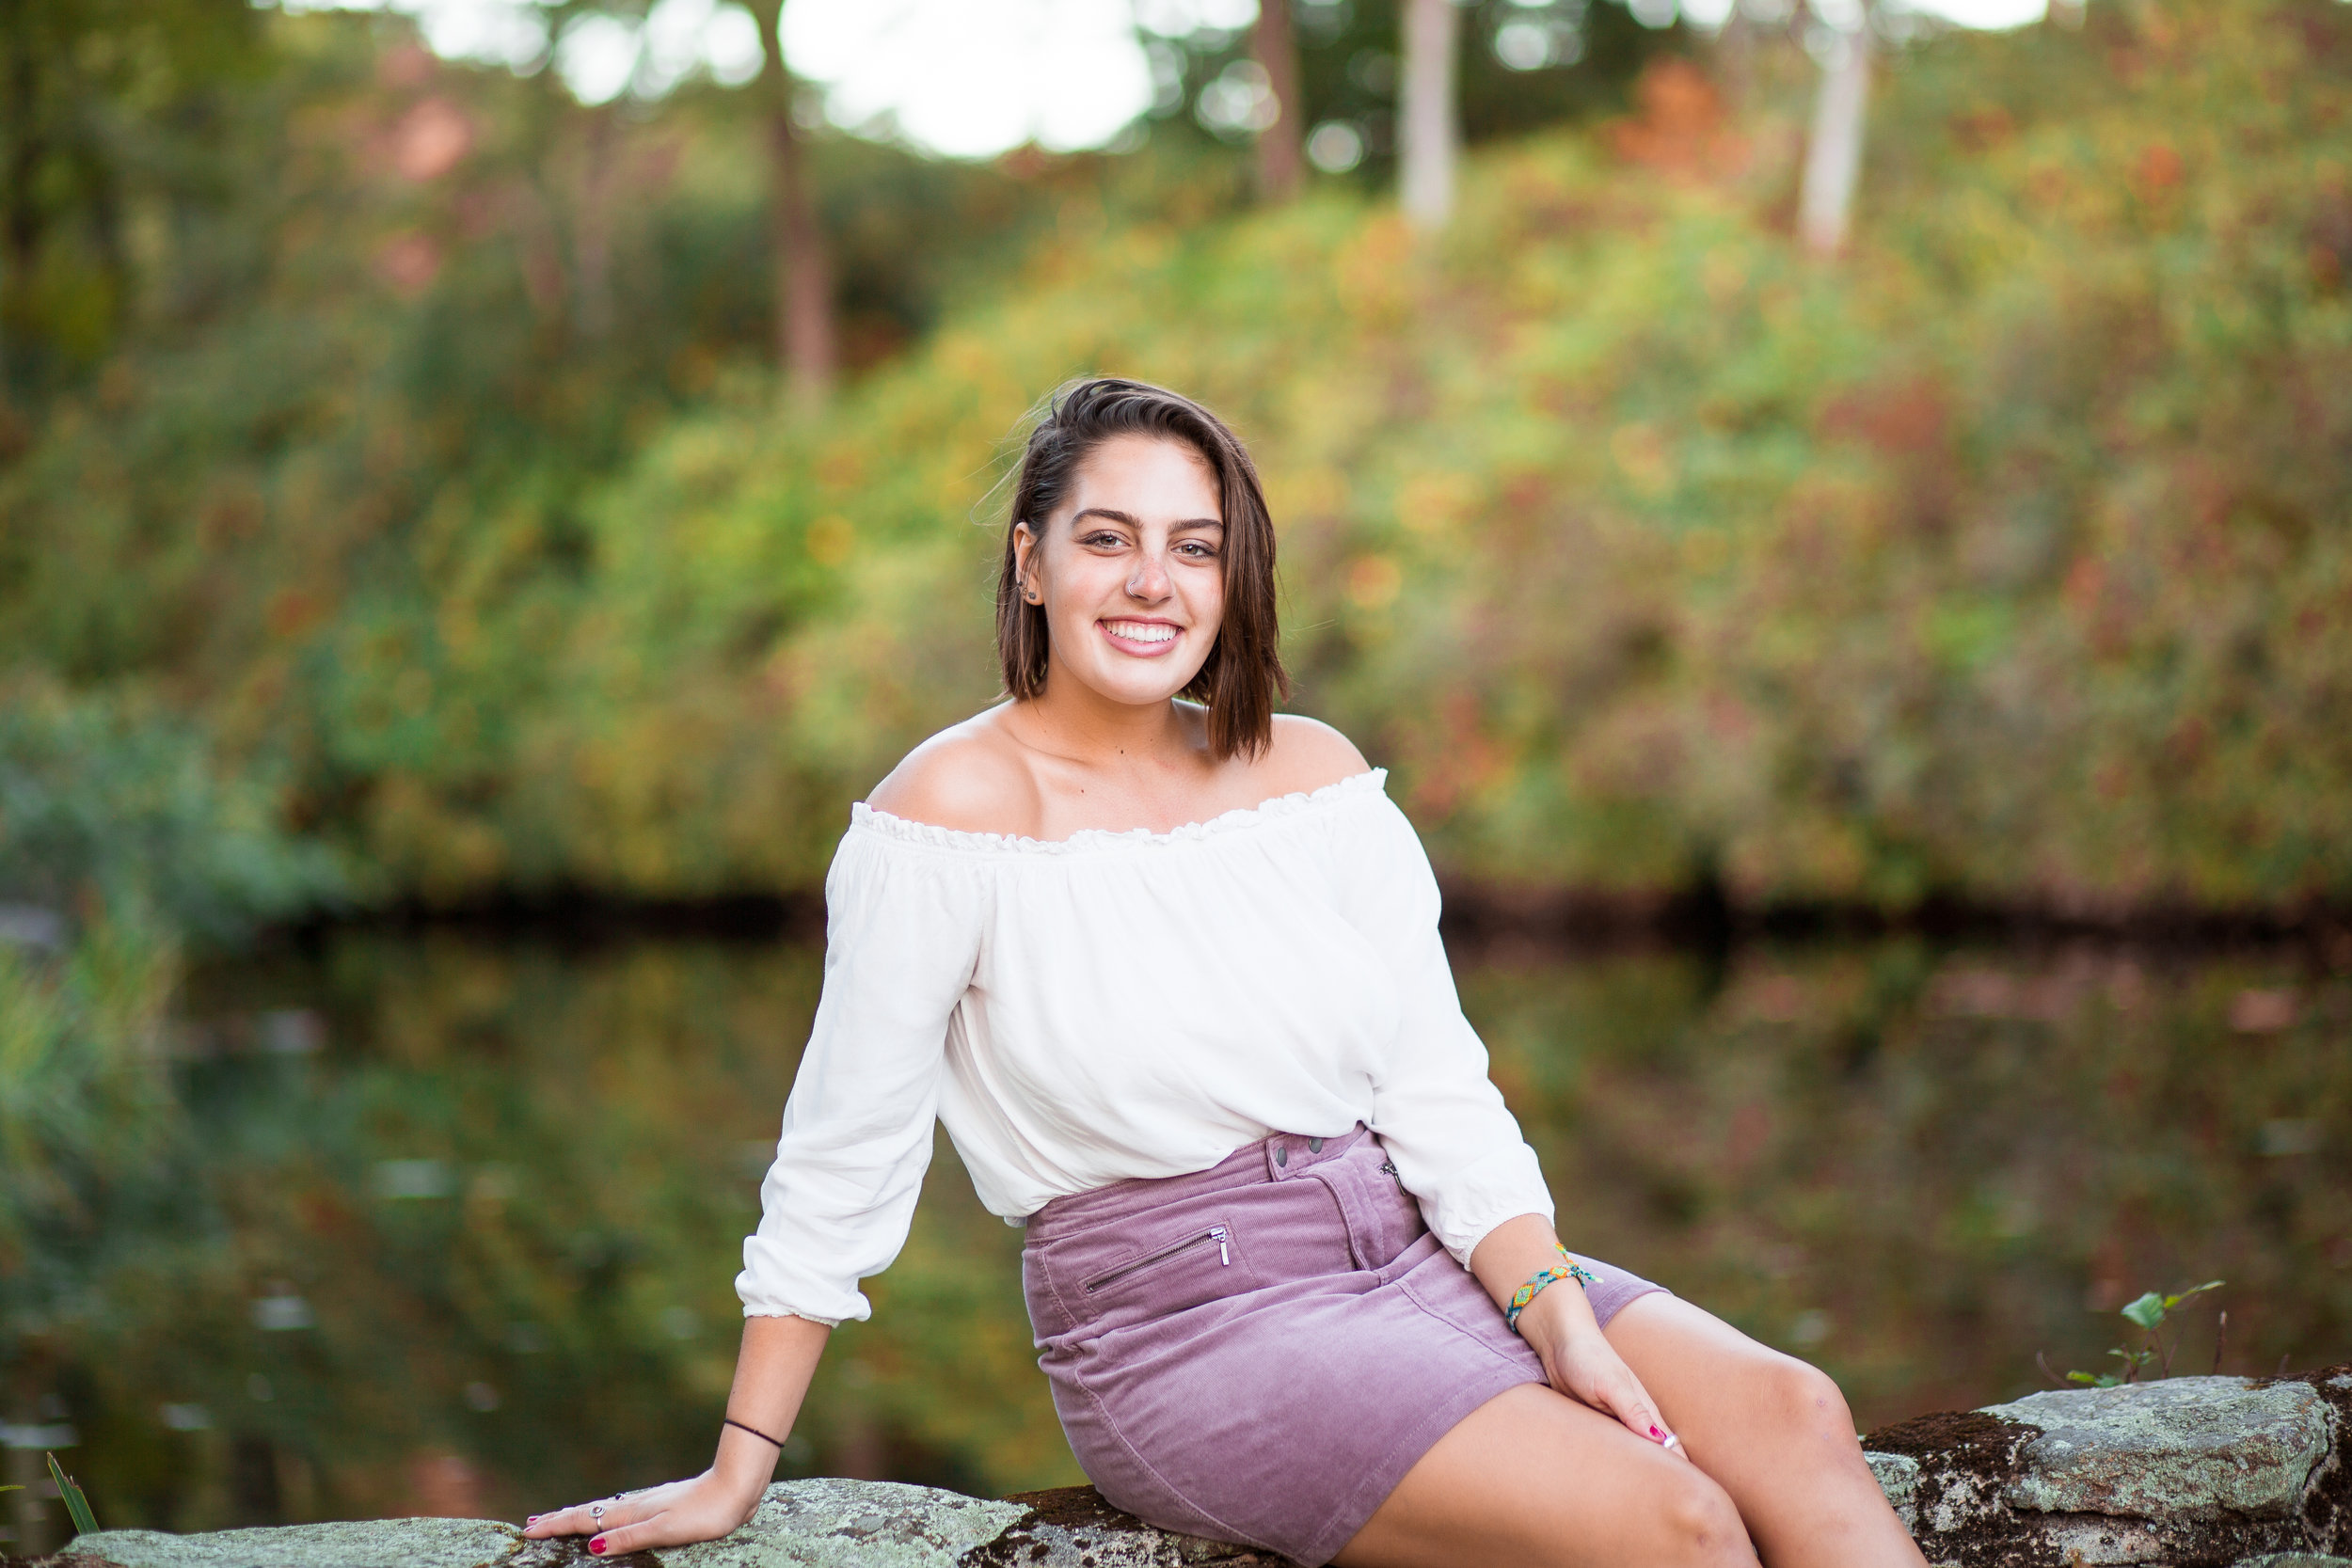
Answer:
[
  {"left": 1033, "top": 1196, "right": 1269, "bottom": 1338},
  {"left": 1081, "top": 1221, "right": 1235, "bottom": 1299}
]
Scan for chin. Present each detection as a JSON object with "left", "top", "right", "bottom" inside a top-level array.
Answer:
[{"left": 1080, "top": 659, "right": 1207, "bottom": 709}]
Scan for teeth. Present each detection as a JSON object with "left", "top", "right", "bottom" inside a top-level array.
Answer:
[{"left": 1105, "top": 621, "right": 1178, "bottom": 644}]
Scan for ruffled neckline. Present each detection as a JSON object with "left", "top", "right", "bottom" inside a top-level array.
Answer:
[{"left": 851, "top": 768, "right": 1388, "bottom": 856}]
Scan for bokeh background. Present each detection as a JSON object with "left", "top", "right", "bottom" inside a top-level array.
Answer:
[{"left": 3, "top": 0, "right": 2348, "bottom": 1552}]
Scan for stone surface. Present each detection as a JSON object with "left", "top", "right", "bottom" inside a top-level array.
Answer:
[
  {"left": 961, "top": 1489, "right": 1293, "bottom": 1567},
  {"left": 16, "top": 1366, "right": 2350, "bottom": 1568},
  {"left": 1981, "top": 1377, "right": 2335, "bottom": 1520},
  {"left": 1865, "top": 1450, "right": 1923, "bottom": 1528},
  {"left": 1865, "top": 1364, "right": 2352, "bottom": 1568},
  {"left": 64, "top": 1520, "right": 519, "bottom": 1568},
  {"left": 657, "top": 1481, "right": 1024, "bottom": 1568}
]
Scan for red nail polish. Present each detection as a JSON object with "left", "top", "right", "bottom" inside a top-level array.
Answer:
[
  {"left": 1651, "top": 1425, "right": 1667, "bottom": 1439},
  {"left": 590, "top": 1539, "right": 607, "bottom": 1556}
]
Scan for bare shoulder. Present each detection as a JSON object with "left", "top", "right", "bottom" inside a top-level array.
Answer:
[
  {"left": 1254, "top": 714, "right": 1373, "bottom": 799},
  {"left": 866, "top": 711, "right": 1043, "bottom": 837}
]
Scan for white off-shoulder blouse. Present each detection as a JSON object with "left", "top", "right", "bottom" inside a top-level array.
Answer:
[{"left": 737, "top": 768, "right": 1555, "bottom": 1324}]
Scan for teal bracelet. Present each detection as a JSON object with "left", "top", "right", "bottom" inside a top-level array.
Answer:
[{"left": 1503, "top": 1248, "right": 1600, "bottom": 1335}]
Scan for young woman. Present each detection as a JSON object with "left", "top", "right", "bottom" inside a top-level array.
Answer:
[{"left": 525, "top": 379, "right": 1926, "bottom": 1568}]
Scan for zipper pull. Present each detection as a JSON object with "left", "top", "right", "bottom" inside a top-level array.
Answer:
[{"left": 1211, "top": 1226, "right": 1230, "bottom": 1265}]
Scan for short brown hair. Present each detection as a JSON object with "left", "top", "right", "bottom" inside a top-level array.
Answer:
[{"left": 995, "top": 377, "right": 1289, "bottom": 759}]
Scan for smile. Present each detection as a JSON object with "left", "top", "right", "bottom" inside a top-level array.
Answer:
[{"left": 1100, "top": 618, "right": 1182, "bottom": 652}]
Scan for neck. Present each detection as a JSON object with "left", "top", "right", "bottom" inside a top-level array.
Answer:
[{"left": 1014, "top": 656, "right": 1198, "bottom": 771}]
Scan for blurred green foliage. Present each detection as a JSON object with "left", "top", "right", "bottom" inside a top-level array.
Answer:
[
  {"left": 8, "top": 7, "right": 2342, "bottom": 917},
  {"left": 0, "top": 677, "right": 346, "bottom": 944}
]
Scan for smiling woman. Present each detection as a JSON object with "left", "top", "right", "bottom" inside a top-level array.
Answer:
[
  {"left": 998, "top": 379, "right": 1286, "bottom": 768},
  {"left": 521, "top": 379, "right": 1927, "bottom": 1568}
]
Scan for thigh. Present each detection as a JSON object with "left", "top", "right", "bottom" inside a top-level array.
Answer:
[
  {"left": 1332, "top": 1383, "right": 1757, "bottom": 1568},
  {"left": 1604, "top": 1293, "right": 1924, "bottom": 1568},
  {"left": 1603, "top": 1293, "right": 1861, "bottom": 1474}
]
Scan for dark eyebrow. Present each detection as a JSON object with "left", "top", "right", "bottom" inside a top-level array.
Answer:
[
  {"left": 1071, "top": 507, "right": 1224, "bottom": 532},
  {"left": 1073, "top": 515, "right": 1232, "bottom": 540}
]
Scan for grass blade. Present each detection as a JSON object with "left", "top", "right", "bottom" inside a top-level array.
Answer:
[{"left": 46, "top": 1453, "right": 97, "bottom": 1536}]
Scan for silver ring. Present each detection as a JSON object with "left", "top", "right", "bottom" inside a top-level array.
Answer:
[
  {"left": 1661, "top": 1433, "right": 1684, "bottom": 1453},
  {"left": 591, "top": 1505, "right": 605, "bottom": 1522}
]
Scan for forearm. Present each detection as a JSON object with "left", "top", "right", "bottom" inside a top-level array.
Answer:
[
  {"left": 711, "top": 1314, "right": 833, "bottom": 1500},
  {"left": 1468, "top": 1212, "right": 1603, "bottom": 1341},
  {"left": 1468, "top": 1212, "right": 1680, "bottom": 1449}
]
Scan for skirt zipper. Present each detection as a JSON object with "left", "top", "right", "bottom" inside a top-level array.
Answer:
[{"left": 1085, "top": 1226, "right": 1231, "bottom": 1292}]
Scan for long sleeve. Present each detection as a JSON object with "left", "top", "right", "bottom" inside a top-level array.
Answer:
[
  {"left": 1331, "top": 795, "right": 1554, "bottom": 1265},
  {"left": 737, "top": 825, "right": 986, "bottom": 1323}
]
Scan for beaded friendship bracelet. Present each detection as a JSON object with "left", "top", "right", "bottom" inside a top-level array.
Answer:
[{"left": 1503, "top": 1247, "right": 1601, "bottom": 1335}]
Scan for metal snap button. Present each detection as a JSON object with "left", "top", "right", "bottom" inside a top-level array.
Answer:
[
  {"left": 1275, "top": 1146, "right": 1289, "bottom": 1167},
  {"left": 1309, "top": 1138, "right": 1325, "bottom": 1153}
]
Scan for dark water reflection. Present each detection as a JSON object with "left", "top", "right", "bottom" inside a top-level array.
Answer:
[{"left": 6, "top": 928, "right": 2347, "bottom": 1550}]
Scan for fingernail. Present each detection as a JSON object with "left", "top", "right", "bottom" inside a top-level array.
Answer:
[
  {"left": 526, "top": 1517, "right": 539, "bottom": 1526},
  {"left": 590, "top": 1539, "right": 607, "bottom": 1556},
  {"left": 1651, "top": 1425, "right": 1666, "bottom": 1438}
]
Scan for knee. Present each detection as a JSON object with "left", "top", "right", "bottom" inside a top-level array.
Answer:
[
  {"left": 1758, "top": 1354, "right": 1855, "bottom": 1437},
  {"left": 1651, "top": 1469, "right": 1752, "bottom": 1568}
]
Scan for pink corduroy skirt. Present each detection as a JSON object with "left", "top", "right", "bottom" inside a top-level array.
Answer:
[{"left": 1020, "top": 1125, "right": 1669, "bottom": 1566}]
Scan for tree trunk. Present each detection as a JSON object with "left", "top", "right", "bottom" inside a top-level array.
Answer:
[
  {"left": 574, "top": 107, "right": 615, "bottom": 342},
  {"left": 1798, "top": 11, "right": 1870, "bottom": 258},
  {"left": 0, "top": 0, "right": 45, "bottom": 388},
  {"left": 1399, "top": 0, "right": 1459, "bottom": 231},
  {"left": 753, "top": 0, "right": 834, "bottom": 409},
  {"left": 1252, "top": 0, "right": 1303, "bottom": 203}
]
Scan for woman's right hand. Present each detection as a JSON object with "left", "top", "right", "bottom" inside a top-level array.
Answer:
[
  {"left": 524, "top": 1467, "right": 768, "bottom": 1556},
  {"left": 1518, "top": 1292, "right": 1689, "bottom": 1462}
]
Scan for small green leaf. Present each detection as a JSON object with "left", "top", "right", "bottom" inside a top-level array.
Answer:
[
  {"left": 0, "top": 1484, "right": 19, "bottom": 1493},
  {"left": 46, "top": 1453, "right": 97, "bottom": 1537},
  {"left": 2163, "top": 1280, "right": 2226, "bottom": 1311},
  {"left": 2121, "top": 1292, "right": 2168, "bottom": 1329},
  {"left": 2065, "top": 1370, "right": 2102, "bottom": 1385}
]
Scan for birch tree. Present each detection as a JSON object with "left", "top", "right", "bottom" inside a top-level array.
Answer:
[
  {"left": 1399, "top": 0, "right": 1460, "bottom": 230},
  {"left": 1798, "top": 3, "right": 1872, "bottom": 257}
]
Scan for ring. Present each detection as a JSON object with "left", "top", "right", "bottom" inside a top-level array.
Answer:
[
  {"left": 591, "top": 1505, "right": 605, "bottom": 1522},
  {"left": 1661, "top": 1433, "right": 1684, "bottom": 1453}
]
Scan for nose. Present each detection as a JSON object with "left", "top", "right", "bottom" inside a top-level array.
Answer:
[{"left": 1126, "top": 550, "right": 1171, "bottom": 602}]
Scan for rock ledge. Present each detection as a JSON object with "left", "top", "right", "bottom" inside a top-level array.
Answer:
[{"left": 10, "top": 1365, "right": 2348, "bottom": 1568}]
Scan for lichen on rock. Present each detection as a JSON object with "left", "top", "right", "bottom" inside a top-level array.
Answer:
[
  {"left": 1981, "top": 1377, "right": 2335, "bottom": 1521},
  {"left": 655, "top": 1481, "right": 1025, "bottom": 1568},
  {"left": 1864, "top": 1451, "right": 1922, "bottom": 1528},
  {"left": 64, "top": 1519, "right": 521, "bottom": 1568}
]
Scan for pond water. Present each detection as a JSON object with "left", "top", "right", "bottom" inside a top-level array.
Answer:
[{"left": 5, "top": 925, "right": 2347, "bottom": 1552}]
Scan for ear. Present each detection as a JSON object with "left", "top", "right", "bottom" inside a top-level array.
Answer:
[{"left": 1012, "top": 521, "right": 1041, "bottom": 595}]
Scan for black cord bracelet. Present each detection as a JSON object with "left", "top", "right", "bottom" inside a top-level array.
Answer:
[{"left": 724, "top": 1417, "right": 786, "bottom": 1449}]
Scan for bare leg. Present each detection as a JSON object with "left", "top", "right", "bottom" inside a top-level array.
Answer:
[
  {"left": 1604, "top": 1293, "right": 1928, "bottom": 1568},
  {"left": 1334, "top": 1382, "right": 1759, "bottom": 1568}
]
